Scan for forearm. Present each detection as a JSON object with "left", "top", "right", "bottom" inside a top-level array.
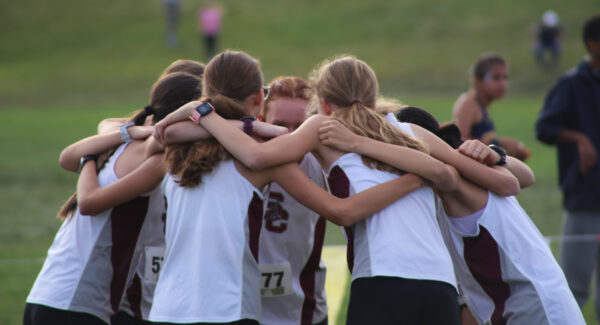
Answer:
[
  {"left": 413, "top": 125, "right": 519, "bottom": 196},
  {"left": 504, "top": 157, "right": 535, "bottom": 188},
  {"left": 98, "top": 118, "right": 128, "bottom": 134},
  {"left": 199, "top": 113, "right": 266, "bottom": 168},
  {"left": 352, "top": 137, "right": 457, "bottom": 190},
  {"left": 164, "top": 120, "right": 213, "bottom": 144},
  {"left": 59, "top": 131, "right": 123, "bottom": 172},
  {"left": 76, "top": 161, "right": 101, "bottom": 215},
  {"left": 555, "top": 129, "right": 588, "bottom": 146},
  {"left": 333, "top": 174, "right": 426, "bottom": 226}
]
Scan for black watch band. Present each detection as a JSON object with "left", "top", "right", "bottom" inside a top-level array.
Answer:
[
  {"left": 240, "top": 116, "right": 256, "bottom": 134},
  {"left": 78, "top": 154, "right": 98, "bottom": 174},
  {"left": 488, "top": 144, "right": 507, "bottom": 166}
]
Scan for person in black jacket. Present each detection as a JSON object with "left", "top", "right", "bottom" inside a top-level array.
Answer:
[{"left": 535, "top": 14, "right": 600, "bottom": 321}]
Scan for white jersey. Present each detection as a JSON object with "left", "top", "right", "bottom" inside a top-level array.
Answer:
[
  {"left": 259, "top": 153, "right": 328, "bottom": 325},
  {"left": 325, "top": 150, "right": 456, "bottom": 288},
  {"left": 149, "top": 160, "right": 264, "bottom": 323},
  {"left": 26, "top": 143, "right": 165, "bottom": 324},
  {"left": 437, "top": 192, "right": 584, "bottom": 325},
  {"left": 117, "top": 199, "right": 166, "bottom": 320}
]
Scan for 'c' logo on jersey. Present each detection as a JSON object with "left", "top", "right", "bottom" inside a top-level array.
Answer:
[{"left": 265, "top": 192, "right": 289, "bottom": 233}]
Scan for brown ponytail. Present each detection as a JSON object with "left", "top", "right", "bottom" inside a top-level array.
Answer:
[
  {"left": 165, "top": 50, "right": 263, "bottom": 188},
  {"left": 312, "top": 56, "right": 427, "bottom": 175}
]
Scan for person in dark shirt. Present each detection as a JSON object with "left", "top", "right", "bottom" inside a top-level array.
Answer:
[
  {"left": 533, "top": 10, "right": 563, "bottom": 70},
  {"left": 535, "top": 14, "right": 600, "bottom": 322}
]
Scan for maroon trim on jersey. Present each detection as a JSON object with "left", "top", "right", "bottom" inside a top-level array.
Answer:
[
  {"left": 327, "top": 166, "right": 354, "bottom": 273},
  {"left": 109, "top": 197, "right": 149, "bottom": 313},
  {"left": 247, "top": 192, "right": 264, "bottom": 262},
  {"left": 463, "top": 225, "right": 510, "bottom": 325},
  {"left": 124, "top": 273, "right": 142, "bottom": 319},
  {"left": 299, "top": 216, "right": 326, "bottom": 325}
]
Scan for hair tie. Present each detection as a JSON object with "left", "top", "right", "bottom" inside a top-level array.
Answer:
[
  {"left": 351, "top": 99, "right": 361, "bottom": 105},
  {"left": 144, "top": 105, "right": 154, "bottom": 115},
  {"left": 218, "top": 91, "right": 226, "bottom": 96}
]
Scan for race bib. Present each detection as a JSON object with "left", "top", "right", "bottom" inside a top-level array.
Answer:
[
  {"left": 259, "top": 261, "right": 293, "bottom": 297},
  {"left": 144, "top": 246, "right": 166, "bottom": 283}
]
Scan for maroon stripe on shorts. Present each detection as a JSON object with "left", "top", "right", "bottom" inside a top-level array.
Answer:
[
  {"left": 110, "top": 197, "right": 149, "bottom": 313},
  {"left": 463, "top": 225, "right": 510, "bottom": 325},
  {"left": 247, "top": 192, "right": 264, "bottom": 262},
  {"left": 125, "top": 273, "right": 142, "bottom": 319},
  {"left": 299, "top": 216, "right": 326, "bottom": 325},
  {"left": 327, "top": 166, "right": 354, "bottom": 273}
]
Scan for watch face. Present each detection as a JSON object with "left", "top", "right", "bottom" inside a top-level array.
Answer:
[{"left": 195, "top": 102, "right": 214, "bottom": 116}]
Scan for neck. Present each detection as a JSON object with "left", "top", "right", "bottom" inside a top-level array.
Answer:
[
  {"left": 588, "top": 56, "right": 600, "bottom": 70},
  {"left": 473, "top": 89, "right": 491, "bottom": 107}
]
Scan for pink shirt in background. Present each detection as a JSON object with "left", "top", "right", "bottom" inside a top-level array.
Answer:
[{"left": 198, "top": 7, "right": 222, "bottom": 35}]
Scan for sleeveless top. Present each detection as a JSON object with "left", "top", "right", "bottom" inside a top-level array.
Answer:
[
  {"left": 470, "top": 98, "right": 496, "bottom": 142},
  {"left": 325, "top": 123, "right": 456, "bottom": 288},
  {"left": 437, "top": 193, "right": 584, "bottom": 325},
  {"left": 259, "top": 153, "right": 328, "bottom": 325},
  {"left": 149, "top": 160, "right": 264, "bottom": 323},
  {"left": 26, "top": 143, "right": 165, "bottom": 323}
]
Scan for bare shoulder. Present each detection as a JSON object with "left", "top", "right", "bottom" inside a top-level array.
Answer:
[
  {"left": 303, "top": 114, "right": 330, "bottom": 126},
  {"left": 453, "top": 92, "right": 478, "bottom": 114}
]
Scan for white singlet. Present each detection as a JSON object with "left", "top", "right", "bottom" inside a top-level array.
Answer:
[
  {"left": 259, "top": 153, "right": 328, "bottom": 325},
  {"left": 437, "top": 192, "right": 584, "bottom": 325},
  {"left": 26, "top": 143, "right": 165, "bottom": 324},
  {"left": 149, "top": 160, "right": 264, "bottom": 323},
  {"left": 325, "top": 144, "right": 456, "bottom": 287}
]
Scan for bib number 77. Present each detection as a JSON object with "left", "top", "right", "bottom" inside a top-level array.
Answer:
[{"left": 259, "top": 261, "right": 293, "bottom": 297}]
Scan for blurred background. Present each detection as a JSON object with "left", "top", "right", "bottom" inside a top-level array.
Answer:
[{"left": 1, "top": 0, "right": 597, "bottom": 324}]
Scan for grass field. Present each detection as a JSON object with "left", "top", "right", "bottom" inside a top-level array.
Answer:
[{"left": 2, "top": 0, "right": 599, "bottom": 324}]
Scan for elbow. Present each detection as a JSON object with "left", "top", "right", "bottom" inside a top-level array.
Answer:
[
  {"left": 163, "top": 126, "right": 178, "bottom": 145},
  {"left": 496, "top": 178, "right": 520, "bottom": 197},
  {"left": 519, "top": 171, "right": 535, "bottom": 189},
  {"left": 77, "top": 193, "right": 102, "bottom": 216},
  {"left": 326, "top": 204, "right": 354, "bottom": 227},
  {"left": 59, "top": 148, "right": 78, "bottom": 172},
  {"left": 244, "top": 150, "right": 270, "bottom": 170},
  {"left": 435, "top": 165, "right": 459, "bottom": 192}
]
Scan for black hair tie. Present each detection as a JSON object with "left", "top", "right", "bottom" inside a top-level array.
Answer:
[
  {"left": 144, "top": 105, "right": 154, "bottom": 115},
  {"left": 351, "top": 99, "right": 361, "bottom": 105}
]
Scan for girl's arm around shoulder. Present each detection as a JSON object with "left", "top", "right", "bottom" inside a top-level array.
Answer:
[
  {"left": 270, "top": 163, "right": 427, "bottom": 227},
  {"left": 77, "top": 154, "right": 167, "bottom": 215},
  {"left": 410, "top": 124, "right": 520, "bottom": 196},
  {"left": 319, "top": 119, "right": 458, "bottom": 192},
  {"left": 458, "top": 139, "right": 535, "bottom": 188},
  {"left": 59, "top": 126, "right": 153, "bottom": 172},
  {"left": 162, "top": 120, "right": 288, "bottom": 145},
  {"left": 199, "top": 113, "right": 324, "bottom": 169}
]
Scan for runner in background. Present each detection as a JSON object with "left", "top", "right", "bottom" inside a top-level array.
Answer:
[
  {"left": 198, "top": 0, "right": 223, "bottom": 60},
  {"left": 452, "top": 53, "right": 531, "bottom": 161}
]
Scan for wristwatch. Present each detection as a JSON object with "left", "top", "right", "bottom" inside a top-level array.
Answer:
[
  {"left": 189, "top": 102, "right": 215, "bottom": 124},
  {"left": 488, "top": 144, "right": 507, "bottom": 166},
  {"left": 240, "top": 116, "right": 257, "bottom": 134},
  {"left": 78, "top": 154, "right": 98, "bottom": 174}
]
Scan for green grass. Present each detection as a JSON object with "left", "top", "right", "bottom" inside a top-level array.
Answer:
[{"left": 2, "top": 0, "right": 599, "bottom": 324}]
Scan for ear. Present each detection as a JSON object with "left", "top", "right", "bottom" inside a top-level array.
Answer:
[
  {"left": 320, "top": 98, "right": 332, "bottom": 115},
  {"left": 253, "top": 91, "right": 263, "bottom": 106}
]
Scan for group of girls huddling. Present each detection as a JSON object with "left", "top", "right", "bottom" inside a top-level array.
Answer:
[{"left": 24, "top": 50, "right": 584, "bottom": 325}]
